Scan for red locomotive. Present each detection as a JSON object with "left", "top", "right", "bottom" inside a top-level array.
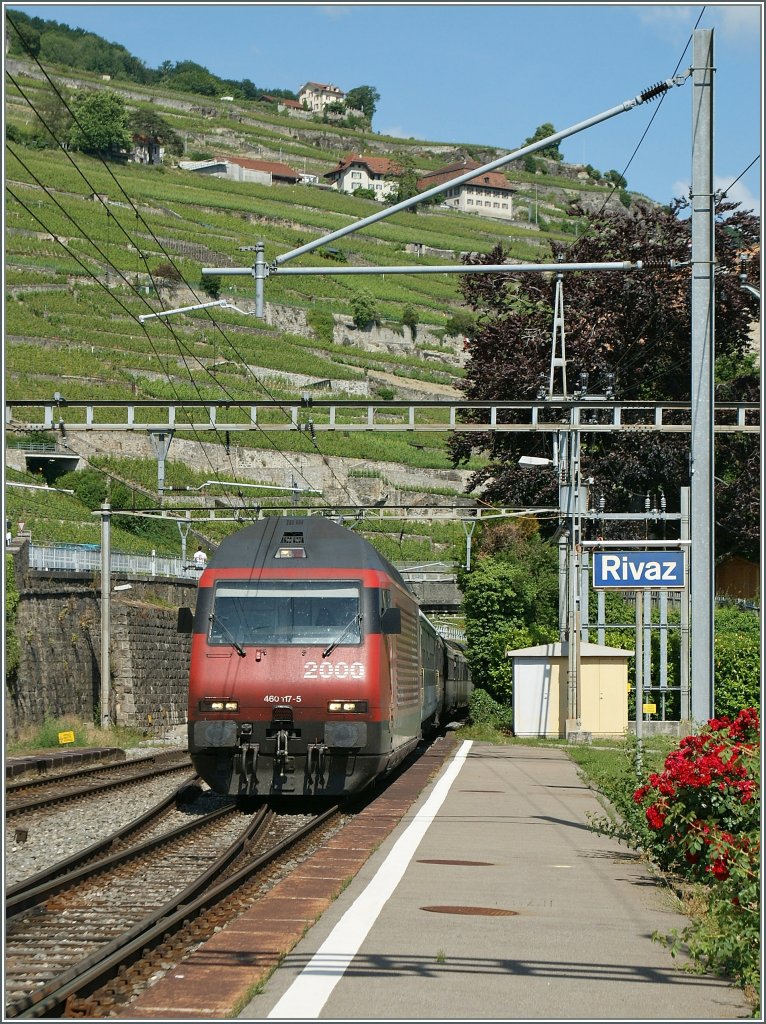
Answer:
[{"left": 183, "top": 516, "right": 471, "bottom": 798}]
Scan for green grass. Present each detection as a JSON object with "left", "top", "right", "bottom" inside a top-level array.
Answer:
[{"left": 6, "top": 716, "right": 152, "bottom": 754}]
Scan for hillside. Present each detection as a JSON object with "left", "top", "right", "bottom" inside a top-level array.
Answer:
[{"left": 4, "top": 47, "right": 647, "bottom": 562}]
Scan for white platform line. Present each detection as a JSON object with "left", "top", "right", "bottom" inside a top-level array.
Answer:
[{"left": 266, "top": 739, "right": 473, "bottom": 1019}]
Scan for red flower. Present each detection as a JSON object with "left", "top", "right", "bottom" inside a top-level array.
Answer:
[
  {"left": 645, "top": 805, "right": 666, "bottom": 830},
  {"left": 708, "top": 857, "right": 730, "bottom": 881}
]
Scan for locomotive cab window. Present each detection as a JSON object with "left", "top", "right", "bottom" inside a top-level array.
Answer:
[{"left": 208, "top": 581, "right": 361, "bottom": 647}]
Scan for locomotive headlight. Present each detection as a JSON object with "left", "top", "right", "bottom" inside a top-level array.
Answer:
[
  {"left": 328, "top": 700, "right": 368, "bottom": 713},
  {"left": 199, "top": 699, "right": 239, "bottom": 712}
]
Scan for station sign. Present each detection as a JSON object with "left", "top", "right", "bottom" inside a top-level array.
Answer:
[{"left": 592, "top": 550, "right": 685, "bottom": 590}]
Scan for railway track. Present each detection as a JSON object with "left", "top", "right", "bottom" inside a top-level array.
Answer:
[
  {"left": 5, "top": 795, "right": 342, "bottom": 1019},
  {"left": 6, "top": 774, "right": 205, "bottom": 905},
  {"left": 5, "top": 752, "right": 192, "bottom": 817}
]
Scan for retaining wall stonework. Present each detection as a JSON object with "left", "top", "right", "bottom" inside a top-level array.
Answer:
[{"left": 5, "top": 545, "right": 196, "bottom": 737}]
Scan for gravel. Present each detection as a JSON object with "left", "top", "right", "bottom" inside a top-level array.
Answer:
[{"left": 5, "top": 747, "right": 197, "bottom": 888}]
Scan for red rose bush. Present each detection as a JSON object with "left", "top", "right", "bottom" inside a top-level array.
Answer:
[{"left": 630, "top": 708, "right": 760, "bottom": 999}]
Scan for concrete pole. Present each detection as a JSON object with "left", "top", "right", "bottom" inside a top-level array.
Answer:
[
  {"left": 566, "top": 407, "right": 581, "bottom": 726},
  {"left": 149, "top": 430, "right": 174, "bottom": 497},
  {"left": 680, "top": 487, "right": 691, "bottom": 721},
  {"left": 690, "top": 29, "right": 715, "bottom": 725},
  {"left": 580, "top": 551, "right": 590, "bottom": 644},
  {"left": 100, "top": 500, "right": 111, "bottom": 728},
  {"left": 461, "top": 520, "right": 477, "bottom": 571},
  {"left": 254, "top": 242, "right": 266, "bottom": 318},
  {"left": 558, "top": 533, "right": 568, "bottom": 642}
]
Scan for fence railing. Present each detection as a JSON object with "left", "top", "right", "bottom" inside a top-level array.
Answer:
[{"left": 27, "top": 543, "right": 201, "bottom": 580}]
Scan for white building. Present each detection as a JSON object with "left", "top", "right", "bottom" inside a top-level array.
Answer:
[
  {"left": 324, "top": 154, "right": 401, "bottom": 201},
  {"left": 298, "top": 81, "right": 345, "bottom": 113},
  {"left": 417, "top": 159, "right": 516, "bottom": 220}
]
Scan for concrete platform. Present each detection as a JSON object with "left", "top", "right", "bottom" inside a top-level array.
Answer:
[
  {"left": 126, "top": 740, "right": 751, "bottom": 1020},
  {"left": 4, "top": 747, "right": 126, "bottom": 779},
  {"left": 244, "top": 742, "right": 750, "bottom": 1021}
]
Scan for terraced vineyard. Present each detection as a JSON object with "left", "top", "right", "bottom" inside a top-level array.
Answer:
[{"left": 4, "top": 55, "right": 629, "bottom": 559}]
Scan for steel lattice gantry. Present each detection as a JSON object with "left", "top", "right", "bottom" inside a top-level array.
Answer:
[{"left": 4, "top": 398, "right": 760, "bottom": 435}]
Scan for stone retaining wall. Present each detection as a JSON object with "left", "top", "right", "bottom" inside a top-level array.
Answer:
[{"left": 5, "top": 545, "right": 196, "bottom": 738}]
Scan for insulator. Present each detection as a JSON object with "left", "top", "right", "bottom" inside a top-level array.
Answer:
[
  {"left": 645, "top": 493, "right": 650, "bottom": 512},
  {"left": 640, "top": 80, "right": 669, "bottom": 103}
]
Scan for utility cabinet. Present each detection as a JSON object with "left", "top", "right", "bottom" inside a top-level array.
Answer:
[{"left": 506, "top": 642, "right": 633, "bottom": 739}]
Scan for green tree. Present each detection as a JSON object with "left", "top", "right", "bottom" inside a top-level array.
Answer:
[
  {"left": 401, "top": 305, "right": 418, "bottom": 338},
  {"left": 164, "top": 60, "right": 220, "bottom": 97},
  {"left": 523, "top": 122, "right": 563, "bottom": 162},
  {"left": 129, "top": 105, "right": 183, "bottom": 156},
  {"left": 5, "top": 10, "right": 41, "bottom": 57},
  {"left": 199, "top": 274, "right": 221, "bottom": 299},
  {"left": 385, "top": 151, "right": 419, "bottom": 209},
  {"left": 67, "top": 89, "right": 131, "bottom": 155},
  {"left": 350, "top": 288, "right": 380, "bottom": 329},
  {"left": 345, "top": 85, "right": 380, "bottom": 122},
  {"left": 450, "top": 196, "right": 761, "bottom": 560},
  {"left": 604, "top": 169, "right": 628, "bottom": 189},
  {"left": 323, "top": 100, "right": 346, "bottom": 116},
  {"left": 444, "top": 309, "right": 477, "bottom": 339},
  {"left": 30, "top": 82, "right": 74, "bottom": 147},
  {"left": 153, "top": 261, "right": 184, "bottom": 293},
  {"left": 459, "top": 521, "right": 558, "bottom": 702}
]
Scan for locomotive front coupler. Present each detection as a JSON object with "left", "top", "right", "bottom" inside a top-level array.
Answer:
[
  {"left": 269, "top": 706, "right": 298, "bottom": 779},
  {"left": 307, "top": 742, "right": 328, "bottom": 784},
  {"left": 236, "top": 723, "right": 259, "bottom": 783}
]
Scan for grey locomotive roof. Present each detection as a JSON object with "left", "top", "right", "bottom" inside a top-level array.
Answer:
[{"left": 209, "top": 516, "right": 411, "bottom": 591}]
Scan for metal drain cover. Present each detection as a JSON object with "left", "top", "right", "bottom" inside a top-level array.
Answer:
[{"left": 421, "top": 905, "right": 519, "bottom": 916}]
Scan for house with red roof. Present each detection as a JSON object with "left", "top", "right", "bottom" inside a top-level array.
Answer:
[
  {"left": 180, "top": 155, "right": 300, "bottom": 186},
  {"left": 417, "top": 158, "right": 516, "bottom": 220},
  {"left": 324, "top": 154, "right": 402, "bottom": 201}
]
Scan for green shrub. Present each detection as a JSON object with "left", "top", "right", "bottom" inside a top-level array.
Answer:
[
  {"left": 401, "top": 304, "right": 418, "bottom": 338},
  {"left": 199, "top": 274, "right": 221, "bottom": 299},
  {"left": 714, "top": 632, "right": 761, "bottom": 717},
  {"left": 5, "top": 555, "right": 21, "bottom": 680},
  {"left": 444, "top": 309, "right": 477, "bottom": 339},
  {"left": 468, "top": 687, "right": 514, "bottom": 732},
  {"left": 350, "top": 288, "right": 380, "bottom": 329},
  {"left": 306, "top": 307, "right": 336, "bottom": 345}
]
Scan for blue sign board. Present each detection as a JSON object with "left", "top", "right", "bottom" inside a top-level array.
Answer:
[{"left": 592, "top": 550, "right": 685, "bottom": 590}]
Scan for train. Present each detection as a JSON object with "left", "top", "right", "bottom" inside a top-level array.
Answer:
[{"left": 182, "top": 516, "right": 471, "bottom": 799}]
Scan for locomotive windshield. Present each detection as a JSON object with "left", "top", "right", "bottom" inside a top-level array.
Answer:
[{"left": 208, "top": 581, "right": 361, "bottom": 647}]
